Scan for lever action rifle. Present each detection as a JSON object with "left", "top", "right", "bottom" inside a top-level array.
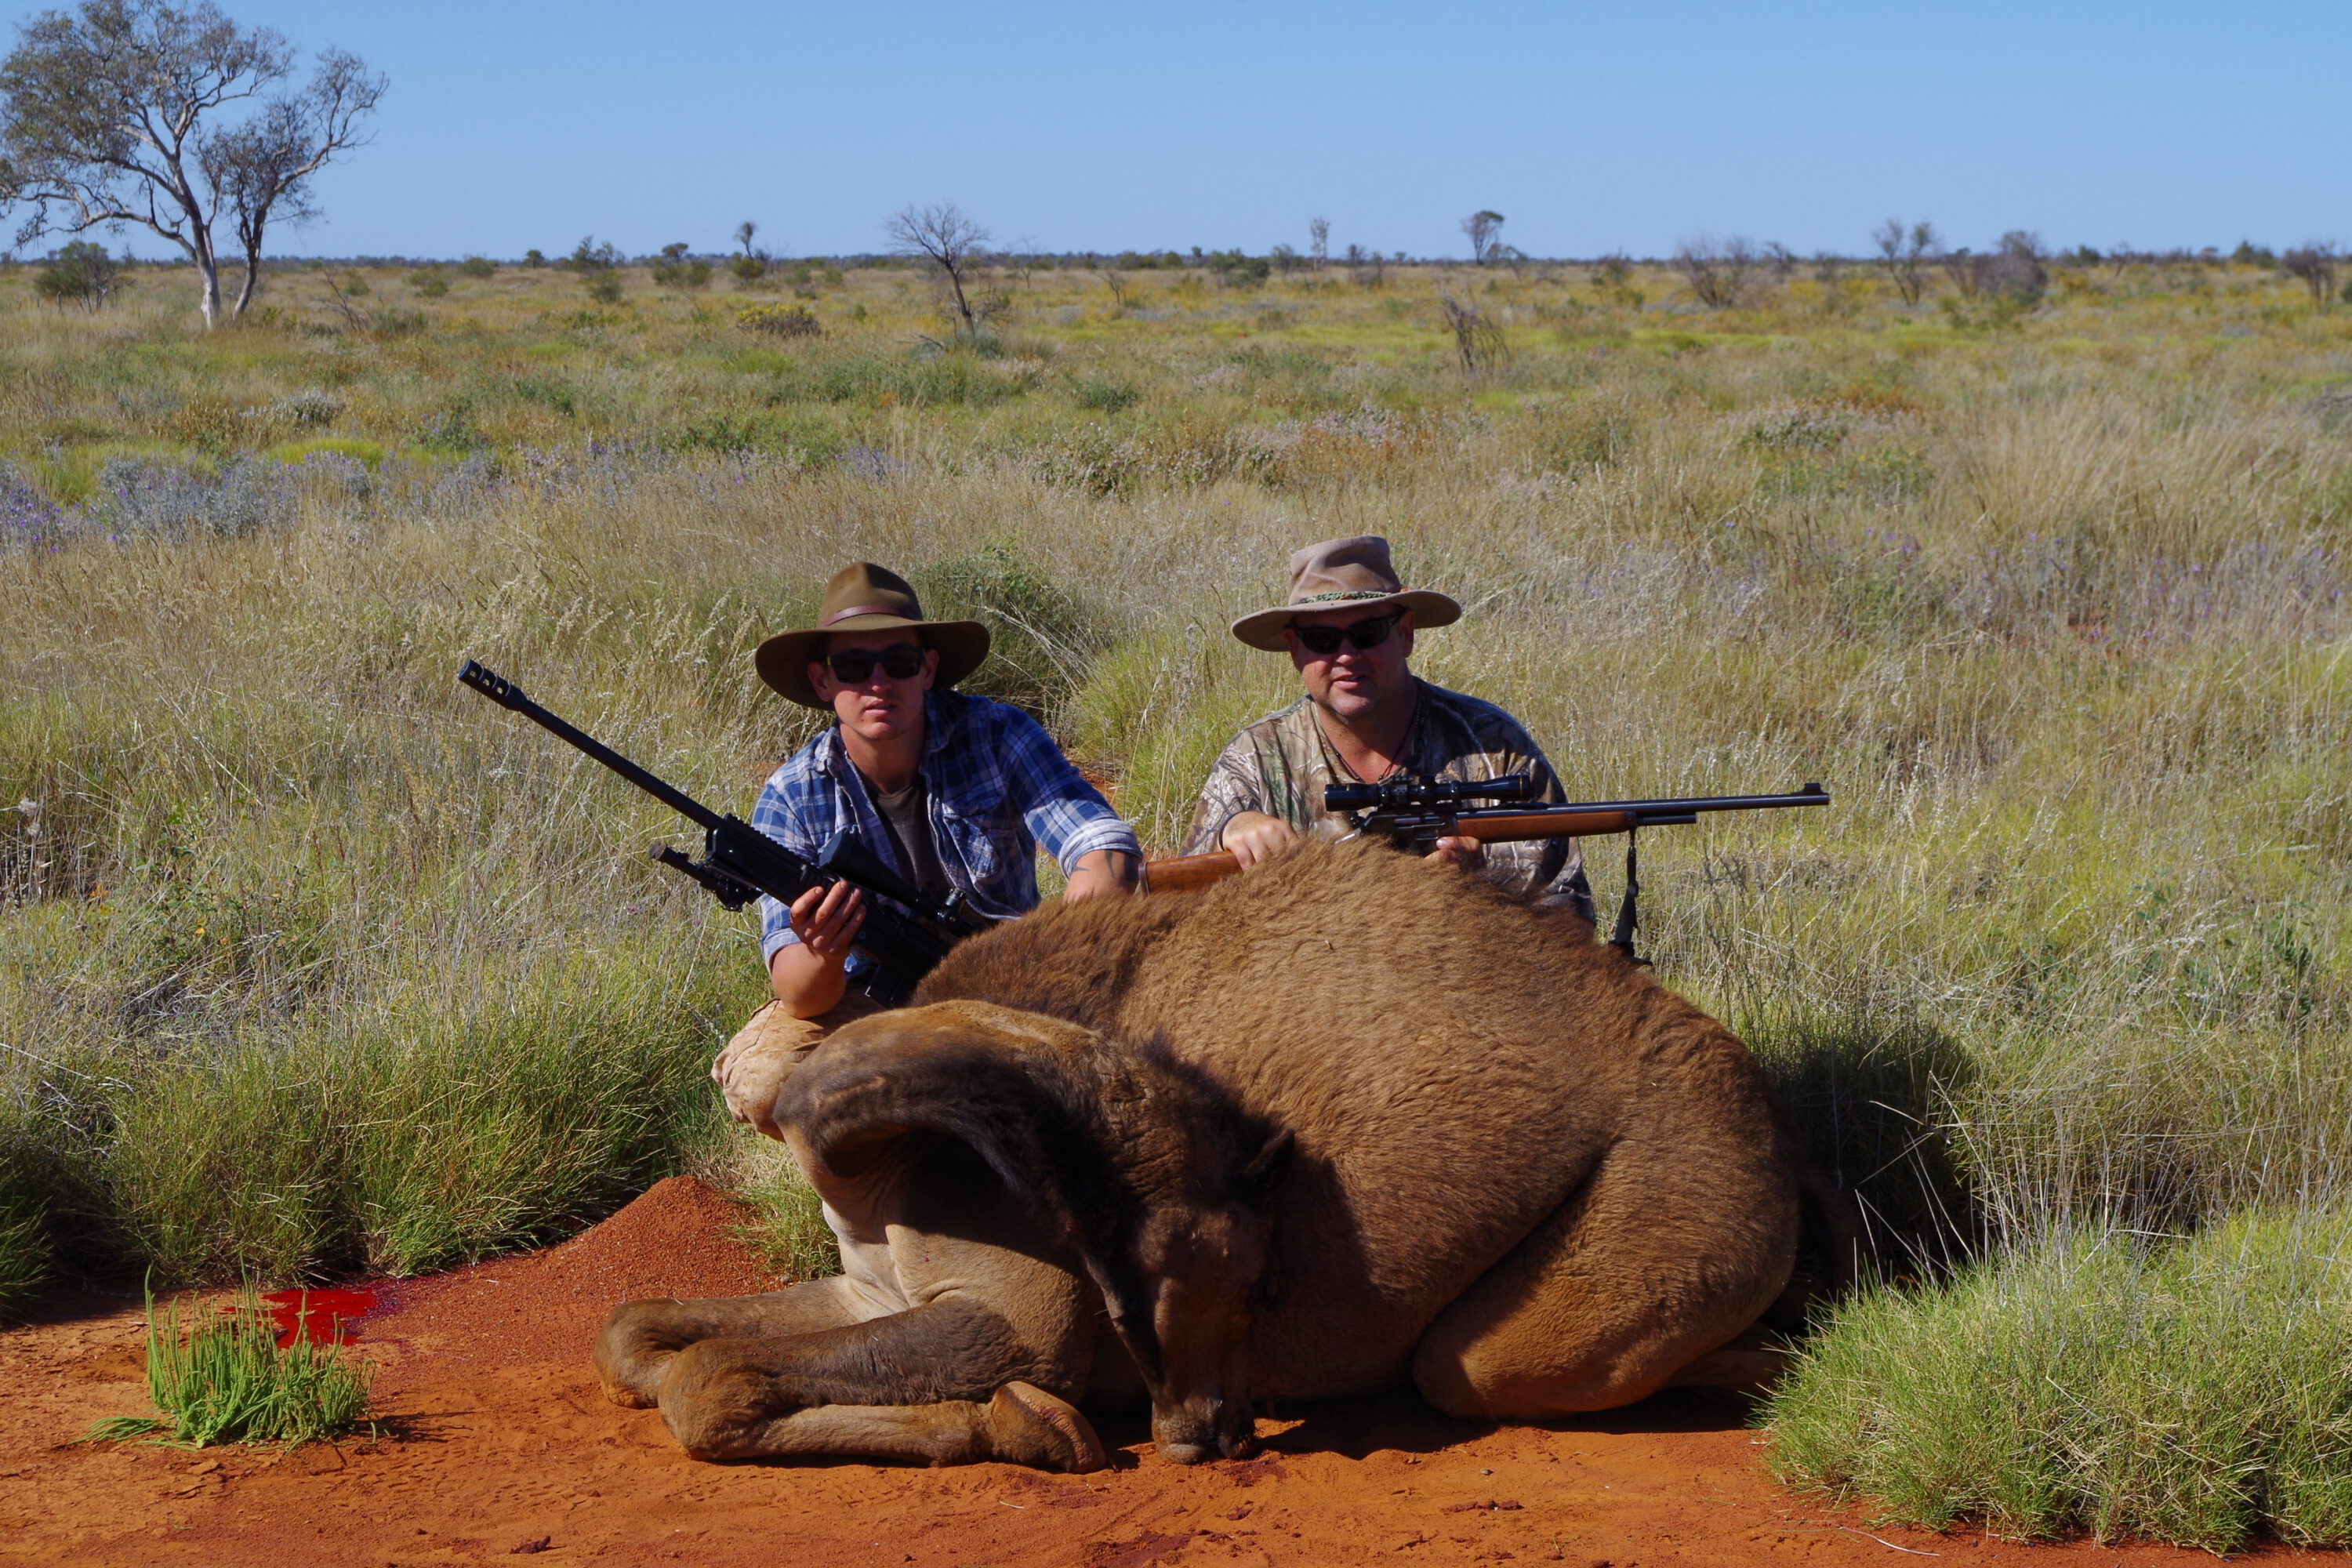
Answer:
[
  {"left": 1139, "top": 775, "right": 1831, "bottom": 961},
  {"left": 457, "top": 660, "right": 984, "bottom": 1005}
]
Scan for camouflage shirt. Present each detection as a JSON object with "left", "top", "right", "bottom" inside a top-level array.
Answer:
[{"left": 1181, "top": 679, "right": 1595, "bottom": 918}]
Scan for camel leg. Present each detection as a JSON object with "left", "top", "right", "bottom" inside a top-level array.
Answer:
[
  {"left": 655, "top": 1298, "right": 1105, "bottom": 1471},
  {"left": 595, "top": 1276, "right": 880, "bottom": 1408},
  {"left": 1410, "top": 1138, "right": 1798, "bottom": 1419},
  {"left": 664, "top": 1384, "right": 1105, "bottom": 1471},
  {"left": 1663, "top": 1325, "right": 1791, "bottom": 1395}
]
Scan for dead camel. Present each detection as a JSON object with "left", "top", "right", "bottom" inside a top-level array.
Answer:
[{"left": 597, "top": 841, "right": 1828, "bottom": 1470}]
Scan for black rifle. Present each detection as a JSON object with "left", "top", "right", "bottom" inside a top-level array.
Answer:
[
  {"left": 1323, "top": 775, "right": 1831, "bottom": 962},
  {"left": 457, "top": 660, "right": 984, "bottom": 1006}
]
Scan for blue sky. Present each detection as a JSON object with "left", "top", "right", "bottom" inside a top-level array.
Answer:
[{"left": 5, "top": 0, "right": 2346, "bottom": 260}]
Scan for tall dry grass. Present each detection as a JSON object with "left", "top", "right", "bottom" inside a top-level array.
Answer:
[{"left": 2, "top": 255, "right": 2349, "bottom": 1536}]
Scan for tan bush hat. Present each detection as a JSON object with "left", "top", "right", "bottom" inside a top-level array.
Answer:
[
  {"left": 1229, "top": 535, "right": 1462, "bottom": 652},
  {"left": 754, "top": 561, "right": 990, "bottom": 708}
]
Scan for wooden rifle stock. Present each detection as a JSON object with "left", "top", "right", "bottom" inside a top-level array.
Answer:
[
  {"left": 1444, "top": 808, "right": 1640, "bottom": 843},
  {"left": 1139, "top": 851, "right": 1243, "bottom": 894}
]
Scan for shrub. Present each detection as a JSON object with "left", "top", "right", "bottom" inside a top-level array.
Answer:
[
  {"left": 737, "top": 303, "right": 819, "bottom": 339},
  {"left": 271, "top": 390, "right": 343, "bottom": 428},
  {"left": 566, "top": 237, "right": 619, "bottom": 271},
  {"left": 457, "top": 256, "right": 496, "bottom": 279},
  {"left": 652, "top": 246, "right": 712, "bottom": 290},
  {"left": 1765, "top": 1211, "right": 2352, "bottom": 1552},
  {"left": 31, "top": 241, "right": 128, "bottom": 310},
  {"left": 0, "top": 1120, "right": 52, "bottom": 1318},
  {"left": 1072, "top": 376, "right": 1141, "bottom": 412},
  {"left": 85, "top": 1285, "right": 373, "bottom": 1447},
  {"left": 914, "top": 539, "right": 1105, "bottom": 728},
  {"left": 95, "top": 457, "right": 299, "bottom": 539},
  {"left": 1675, "top": 236, "right": 1756, "bottom": 308},
  {"left": 582, "top": 270, "right": 626, "bottom": 305},
  {"left": 729, "top": 252, "right": 768, "bottom": 285},
  {"left": 0, "top": 460, "right": 69, "bottom": 552},
  {"left": 407, "top": 267, "right": 449, "bottom": 298},
  {"left": 521, "top": 249, "right": 546, "bottom": 268},
  {"left": 2282, "top": 245, "right": 2341, "bottom": 310}
]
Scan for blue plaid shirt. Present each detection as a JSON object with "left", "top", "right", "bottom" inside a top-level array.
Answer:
[{"left": 753, "top": 689, "right": 1140, "bottom": 967}]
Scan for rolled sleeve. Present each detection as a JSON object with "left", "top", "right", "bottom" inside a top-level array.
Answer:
[
  {"left": 995, "top": 707, "right": 1142, "bottom": 870},
  {"left": 749, "top": 768, "right": 824, "bottom": 964}
]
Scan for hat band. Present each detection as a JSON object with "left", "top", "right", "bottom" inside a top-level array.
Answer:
[
  {"left": 820, "top": 602, "right": 916, "bottom": 629},
  {"left": 1290, "top": 589, "right": 1394, "bottom": 605}
]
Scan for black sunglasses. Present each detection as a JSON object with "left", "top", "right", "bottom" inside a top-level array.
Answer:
[
  {"left": 1292, "top": 612, "right": 1402, "bottom": 655},
  {"left": 826, "top": 644, "right": 927, "bottom": 684}
]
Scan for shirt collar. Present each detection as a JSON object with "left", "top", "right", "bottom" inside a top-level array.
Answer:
[{"left": 812, "top": 688, "right": 958, "bottom": 786}]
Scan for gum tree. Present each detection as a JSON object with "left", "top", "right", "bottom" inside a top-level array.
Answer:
[
  {"left": 0, "top": 1, "right": 384, "bottom": 327},
  {"left": 1461, "top": 209, "right": 1504, "bottom": 265}
]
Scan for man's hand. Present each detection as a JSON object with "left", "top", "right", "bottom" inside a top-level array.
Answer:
[
  {"left": 790, "top": 880, "right": 866, "bottom": 962},
  {"left": 1428, "top": 834, "right": 1486, "bottom": 871},
  {"left": 1221, "top": 811, "right": 1298, "bottom": 870},
  {"left": 1063, "top": 848, "right": 1139, "bottom": 902}
]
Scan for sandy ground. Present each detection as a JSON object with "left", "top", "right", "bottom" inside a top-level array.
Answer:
[{"left": 0, "top": 1178, "right": 2283, "bottom": 1566}]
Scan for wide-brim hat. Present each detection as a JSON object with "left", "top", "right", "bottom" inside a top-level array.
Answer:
[
  {"left": 754, "top": 561, "right": 990, "bottom": 708},
  {"left": 1229, "top": 535, "right": 1462, "bottom": 652}
]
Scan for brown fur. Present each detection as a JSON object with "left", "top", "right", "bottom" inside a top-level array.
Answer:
[
  {"left": 923, "top": 840, "right": 1802, "bottom": 1409},
  {"left": 597, "top": 841, "right": 1808, "bottom": 1468}
]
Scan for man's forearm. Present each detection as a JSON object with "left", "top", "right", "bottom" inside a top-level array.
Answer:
[{"left": 771, "top": 942, "right": 849, "bottom": 1018}]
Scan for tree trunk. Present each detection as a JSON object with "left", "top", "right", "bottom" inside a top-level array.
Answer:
[
  {"left": 232, "top": 253, "right": 261, "bottom": 319},
  {"left": 197, "top": 253, "right": 222, "bottom": 329}
]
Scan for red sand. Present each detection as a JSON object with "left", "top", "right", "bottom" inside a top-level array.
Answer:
[{"left": 0, "top": 1177, "right": 2271, "bottom": 1566}]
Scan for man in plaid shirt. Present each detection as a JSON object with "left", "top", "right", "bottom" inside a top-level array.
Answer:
[{"left": 713, "top": 561, "right": 1138, "bottom": 1137}]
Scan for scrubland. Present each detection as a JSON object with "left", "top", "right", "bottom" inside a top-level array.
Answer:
[{"left": 2, "top": 251, "right": 2348, "bottom": 1546}]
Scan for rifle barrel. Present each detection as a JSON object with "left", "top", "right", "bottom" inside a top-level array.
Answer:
[{"left": 459, "top": 660, "right": 724, "bottom": 832}]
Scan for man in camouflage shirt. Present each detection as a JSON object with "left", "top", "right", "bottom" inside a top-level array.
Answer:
[{"left": 1181, "top": 535, "right": 1595, "bottom": 918}]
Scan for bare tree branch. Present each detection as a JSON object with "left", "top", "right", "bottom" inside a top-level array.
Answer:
[
  {"left": 201, "top": 45, "right": 383, "bottom": 317},
  {"left": 884, "top": 201, "right": 990, "bottom": 336}
]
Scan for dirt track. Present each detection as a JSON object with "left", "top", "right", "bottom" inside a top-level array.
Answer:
[{"left": 0, "top": 1179, "right": 2259, "bottom": 1566}]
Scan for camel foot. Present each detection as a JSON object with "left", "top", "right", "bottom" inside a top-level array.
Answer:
[
  {"left": 602, "top": 1374, "right": 662, "bottom": 1410},
  {"left": 986, "top": 1381, "right": 1108, "bottom": 1473}
]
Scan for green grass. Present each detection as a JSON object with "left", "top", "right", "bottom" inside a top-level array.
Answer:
[
  {"left": 85, "top": 1285, "right": 374, "bottom": 1448},
  {"left": 1764, "top": 1211, "right": 2352, "bottom": 1552},
  {"left": 4, "top": 252, "right": 2352, "bottom": 1534},
  {"left": 716, "top": 1132, "right": 843, "bottom": 1285}
]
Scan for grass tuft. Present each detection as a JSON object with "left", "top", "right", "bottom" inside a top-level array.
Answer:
[
  {"left": 85, "top": 1284, "right": 374, "bottom": 1448},
  {"left": 1763, "top": 1210, "right": 2352, "bottom": 1552}
]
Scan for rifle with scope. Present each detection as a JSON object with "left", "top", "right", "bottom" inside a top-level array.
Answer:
[
  {"left": 456, "top": 659, "right": 984, "bottom": 1006},
  {"left": 1138, "top": 773, "right": 1831, "bottom": 959}
]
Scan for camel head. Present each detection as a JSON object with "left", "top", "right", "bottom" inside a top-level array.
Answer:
[
  {"left": 1116, "top": 1118, "right": 1289, "bottom": 1464},
  {"left": 781, "top": 1000, "right": 1284, "bottom": 1465}
]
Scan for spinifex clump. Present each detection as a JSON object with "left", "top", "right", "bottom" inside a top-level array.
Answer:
[{"left": 85, "top": 1285, "right": 375, "bottom": 1447}]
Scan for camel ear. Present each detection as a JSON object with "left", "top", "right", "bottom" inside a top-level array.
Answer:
[
  {"left": 1243, "top": 1129, "right": 1294, "bottom": 1197},
  {"left": 775, "top": 1004, "right": 1092, "bottom": 1212}
]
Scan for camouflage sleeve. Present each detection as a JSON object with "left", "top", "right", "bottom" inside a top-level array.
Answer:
[
  {"left": 1482, "top": 731, "right": 1595, "bottom": 921},
  {"left": 1178, "top": 731, "right": 1275, "bottom": 855}
]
